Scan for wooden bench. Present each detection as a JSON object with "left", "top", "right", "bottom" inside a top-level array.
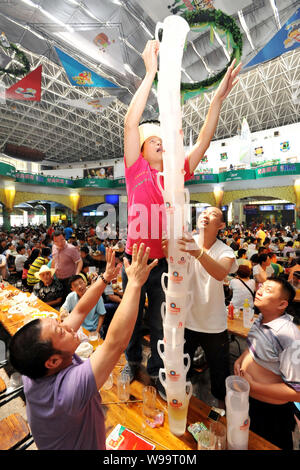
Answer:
[{"left": 0, "top": 413, "right": 33, "bottom": 450}]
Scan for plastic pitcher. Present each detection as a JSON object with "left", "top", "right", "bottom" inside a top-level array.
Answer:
[{"left": 225, "top": 376, "right": 250, "bottom": 450}]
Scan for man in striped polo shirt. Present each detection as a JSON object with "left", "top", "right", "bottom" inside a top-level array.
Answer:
[
  {"left": 234, "top": 278, "right": 300, "bottom": 449},
  {"left": 27, "top": 247, "right": 51, "bottom": 291}
]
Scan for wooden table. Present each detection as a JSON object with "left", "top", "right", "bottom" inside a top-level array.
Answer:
[
  {"left": 227, "top": 314, "right": 254, "bottom": 339},
  {"left": 0, "top": 284, "right": 59, "bottom": 336},
  {"left": 227, "top": 312, "right": 300, "bottom": 339},
  {"left": 101, "top": 364, "right": 280, "bottom": 450}
]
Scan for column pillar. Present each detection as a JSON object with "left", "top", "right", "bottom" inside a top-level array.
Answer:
[
  {"left": 294, "top": 179, "right": 300, "bottom": 230},
  {"left": 2, "top": 206, "right": 11, "bottom": 231},
  {"left": 44, "top": 203, "right": 51, "bottom": 227}
]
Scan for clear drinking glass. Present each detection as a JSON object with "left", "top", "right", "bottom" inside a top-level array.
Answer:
[
  {"left": 142, "top": 386, "right": 157, "bottom": 418},
  {"left": 102, "top": 372, "right": 113, "bottom": 391},
  {"left": 197, "top": 430, "right": 216, "bottom": 450},
  {"left": 209, "top": 421, "right": 227, "bottom": 450},
  {"left": 117, "top": 373, "right": 130, "bottom": 401}
]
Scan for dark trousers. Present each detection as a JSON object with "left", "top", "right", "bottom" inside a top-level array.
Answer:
[
  {"left": 184, "top": 328, "right": 230, "bottom": 401},
  {"left": 100, "top": 302, "right": 118, "bottom": 339},
  {"left": 249, "top": 397, "right": 296, "bottom": 450},
  {"left": 122, "top": 255, "right": 168, "bottom": 377},
  {"left": 57, "top": 277, "right": 71, "bottom": 303}
]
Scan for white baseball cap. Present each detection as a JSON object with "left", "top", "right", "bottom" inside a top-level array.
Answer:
[{"left": 138, "top": 123, "right": 161, "bottom": 149}]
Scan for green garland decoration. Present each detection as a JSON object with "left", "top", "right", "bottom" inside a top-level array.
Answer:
[
  {"left": 0, "top": 42, "right": 30, "bottom": 77},
  {"left": 155, "top": 9, "right": 243, "bottom": 100}
]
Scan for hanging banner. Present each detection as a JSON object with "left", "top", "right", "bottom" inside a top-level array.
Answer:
[
  {"left": 55, "top": 22, "right": 126, "bottom": 75},
  {"left": 61, "top": 97, "right": 115, "bottom": 114},
  {"left": 84, "top": 165, "right": 114, "bottom": 179},
  {"left": 245, "top": 8, "right": 300, "bottom": 69},
  {"left": 55, "top": 47, "right": 118, "bottom": 88},
  {"left": 137, "top": 0, "right": 214, "bottom": 22},
  {"left": 5, "top": 65, "right": 42, "bottom": 101},
  {"left": 239, "top": 118, "right": 252, "bottom": 166}
]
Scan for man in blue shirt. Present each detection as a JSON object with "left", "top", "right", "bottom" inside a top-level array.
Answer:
[
  {"left": 64, "top": 223, "right": 74, "bottom": 241},
  {"left": 61, "top": 275, "right": 106, "bottom": 332}
]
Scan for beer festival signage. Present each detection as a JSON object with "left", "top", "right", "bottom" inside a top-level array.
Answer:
[
  {"left": 4, "top": 164, "right": 300, "bottom": 189},
  {"left": 255, "top": 163, "right": 300, "bottom": 178}
]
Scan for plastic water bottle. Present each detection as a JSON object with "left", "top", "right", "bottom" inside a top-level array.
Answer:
[
  {"left": 228, "top": 302, "right": 234, "bottom": 320},
  {"left": 243, "top": 298, "right": 253, "bottom": 329}
]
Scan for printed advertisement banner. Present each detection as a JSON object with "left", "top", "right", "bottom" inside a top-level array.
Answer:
[
  {"left": 84, "top": 166, "right": 114, "bottom": 179},
  {"left": 55, "top": 25, "right": 126, "bottom": 75},
  {"left": 245, "top": 8, "right": 300, "bottom": 69},
  {"left": 55, "top": 47, "right": 118, "bottom": 88},
  {"left": 61, "top": 97, "right": 115, "bottom": 114},
  {"left": 6, "top": 65, "right": 42, "bottom": 101}
]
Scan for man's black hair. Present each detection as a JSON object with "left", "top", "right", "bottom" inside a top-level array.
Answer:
[
  {"left": 41, "top": 247, "right": 51, "bottom": 257},
  {"left": 9, "top": 320, "right": 62, "bottom": 379},
  {"left": 271, "top": 277, "right": 295, "bottom": 304},
  {"left": 258, "top": 253, "right": 268, "bottom": 265},
  {"left": 69, "top": 274, "right": 83, "bottom": 289},
  {"left": 53, "top": 230, "right": 64, "bottom": 238},
  {"left": 237, "top": 248, "right": 247, "bottom": 258}
]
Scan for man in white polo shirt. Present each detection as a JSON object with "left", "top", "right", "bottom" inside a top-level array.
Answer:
[{"left": 178, "top": 206, "right": 238, "bottom": 407}]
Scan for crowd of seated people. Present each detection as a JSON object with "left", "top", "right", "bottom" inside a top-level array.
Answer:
[
  {"left": 0, "top": 221, "right": 298, "bottom": 325},
  {"left": 215, "top": 222, "right": 300, "bottom": 321},
  {"left": 0, "top": 224, "right": 126, "bottom": 335}
]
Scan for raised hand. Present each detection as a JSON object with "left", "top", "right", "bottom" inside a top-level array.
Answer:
[
  {"left": 124, "top": 243, "right": 158, "bottom": 287},
  {"left": 103, "top": 247, "right": 122, "bottom": 283},
  {"left": 142, "top": 40, "right": 160, "bottom": 76},
  {"left": 213, "top": 58, "right": 242, "bottom": 103}
]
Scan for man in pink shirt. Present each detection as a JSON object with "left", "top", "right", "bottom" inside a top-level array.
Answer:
[
  {"left": 122, "top": 39, "right": 241, "bottom": 393},
  {"left": 52, "top": 231, "right": 83, "bottom": 301}
]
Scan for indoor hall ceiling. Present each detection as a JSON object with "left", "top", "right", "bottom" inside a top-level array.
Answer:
[{"left": 0, "top": 0, "right": 299, "bottom": 167}]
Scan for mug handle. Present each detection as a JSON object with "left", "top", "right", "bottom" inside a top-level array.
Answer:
[
  {"left": 183, "top": 353, "right": 191, "bottom": 372},
  {"left": 186, "top": 381, "right": 193, "bottom": 400},
  {"left": 159, "top": 368, "right": 166, "bottom": 387},
  {"left": 155, "top": 22, "right": 164, "bottom": 42},
  {"left": 157, "top": 339, "right": 165, "bottom": 361},
  {"left": 156, "top": 171, "right": 164, "bottom": 194},
  {"left": 161, "top": 272, "right": 168, "bottom": 293}
]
